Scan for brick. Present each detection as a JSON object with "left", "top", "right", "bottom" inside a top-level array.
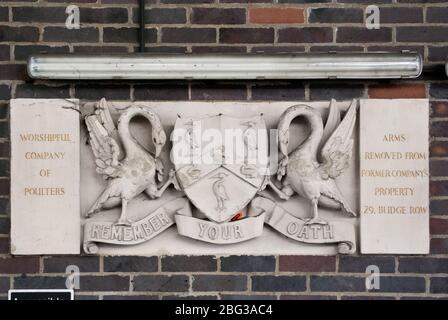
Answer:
[
  {"left": 431, "top": 122, "right": 448, "bottom": 140},
  {"left": 252, "top": 276, "right": 306, "bottom": 292},
  {"left": 311, "top": 276, "right": 365, "bottom": 292},
  {"left": 279, "top": 255, "right": 335, "bottom": 272},
  {"left": 0, "top": 143, "right": 9, "bottom": 158},
  {"left": 75, "top": 294, "right": 99, "bottom": 300},
  {"left": 0, "top": 216, "right": 8, "bottom": 233},
  {"left": 397, "top": 27, "right": 448, "bottom": 42},
  {"left": 430, "top": 160, "right": 448, "bottom": 177},
  {"left": 192, "top": 46, "right": 247, "bottom": 53},
  {"left": 251, "top": 46, "right": 305, "bottom": 53},
  {"left": 280, "top": 294, "right": 337, "bottom": 300},
  {"left": 221, "top": 0, "right": 272, "bottom": 2},
  {"left": 0, "top": 8, "right": 8, "bottom": 21},
  {"left": 278, "top": 27, "right": 332, "bottom": 43},
  {"left": 372, "top": 276, "right": 425, "bottom": 293},
  {"left": 0, "top": 198, "right": 8, "bottom": 213},
  {"left": 0, "top": 277, "right": 9, "bottom": 294},
  {"left": 134, "top": 8, "right": 187, "bottom": 24},
  {"left": 140, "top": 46, "right": 188, "bottom": 54},
  {"left": 81, "top": 275, "right": 130, "bottom": 291},
  {"left": 430, "top": 218, "right": 448, "bottom": 235},
  {"left": 0, "top": 64, "right": 27, "bottom": 80},
  {"left": 430, "top": 277, "right": 448, "bottom": 293},
  {"left": 221, "top": 294, "right": 276, "bottom": 300},
  {"left": 310, "top": 83, "right": 365, "bottom": 100},
  {"left": 221, "top": 256, "right": 275, "bottom": 272},
  {"left": 430, "top": 83, "right": 448, "bottom": 99},
  {"left": 134, "top": 83, "right": 189, "bottom": 101},
  {"left": 341, "top": 295, "right": 395, "bottom": 300},
  {"left": 104, "top": 256, "right": 157, "bottom": 272},
  {"left": 279, "top": 0, "right": 331, "bottom": 2},
  {"left": 311, "top": 45, "right": 363, "bottom": 52},
  {"left": 431, "top": 101, "right": 448, "bottom": 117},
  {"left": 133, "top": 275, "right": 189, "bottom": 292},
  {"left": 0, "top": 257, "right": 39, "bottom": 274},
  {"left": 103, "top": 295, "right": 159, "bottom": 300},
  {"left": 339, "top": 0, "right": 391, "bottom": 2},
  {"left": 104, "top": 27, "right": 157, "bottom": 43},
  {"left": 162, "top": 295, "right": 218, "bottom": 300},
  {"left": 0, "top": 238, "right": 9, "bottom": 254},
  {"left": 249, "top": 8, "right": 304, "bottom": 24},
  {"left": 220, "top": 28, "right": 274, "bottom": 44},
  {"left": 309, "top": 8, "right": 363, "bottom": 23},
  {"left": 13, "top": 7, "right": 66, "bottom": 23},
  {"left": 251, "top": 82, "right": 305, "bottom": 100},
  {"left": 103, "top": 0, "right": 150, "bottom": 3},
  {"left": 431, "top": 238, "right": 448, "bottom": 254},
  {"left": 431, "top": 199, "right": 448, "bottom": 215},
  {"left": 44, "top": 256, "right": 99, "bottom": 273},
  {"left": 193, "top": 275, "right": 247, "bottom": 291},
  {"left": 427, "top": 7, "right": 448, "bottom": 23},
  {"left": 44, "top": 27, "right": 99, "bottom": 43},
  {"left": 16, "top": 84, "right": 70, "bottom": 99},
  {"left": 14, "top": 45, "right": 70, "bottom": 62},
  {"left": 0, "top": 179, "right": 7, "bottom": 196},
  {"left": 163, "top": 28, "right": 216, "bottom": 43},
  {"left": 431, "top": 180, "right": 448, "bottom": 196},
  {"left": 0, "top": 85, "right": 10, "bottom": 100},
  {"left": 339, "top": 256, "right": 395, "bottom": 273},
  {"left": 0, "top": 123, "right": 8, "bottom": 138},
  {"left": 0, "top": 104, "right": 7, "bottom": 120},
  {"left": 399, "top": 258, "right": 448, "bottom": 273},
  {"left": 47, "top": 0, "right": 98, "bottom": 2},
  {"left": 429, "top": 46, "right": 448, "bottom": 62},
  {"left": 0, "top": 45, "right": 9, "bottom": 61},
  {"left": 161, "top": 0, "right": 214, "bottom": 3},
  {"left": 0, "top": 159, "right": 8, "bottom": 176},
  {"left": 338, "top": 28, "right": 392, "bottom": 43},
  {"left": 75, "top": 45, "right": 129, "bottom": 53},
  {"left": 191, "top": 83, "right": 247, "bottom": 100},
  {"left": 79, "top": 8, "right": 128, "bottom": 24},
  {"left": 192, "top": 8, "right": 246, "bottom": 25},
  {"left": 162, "top": 255, "right": 217, "bottom": 272},
  {"left": 0, "top": 27, "right": 39, "bottom": 42},
  {"left": 378, "top": 7, "right": 423, "bottom": 23},
  {"left": 14, "top": 276, "right": 67, "bottom": 289},
  {"left": 368, "top": 84, "right": 426, "bottom": 99},
  {"left": 368, "top": 45, "right": 424, "bottom": 57},
  {"left": 75, "top": 84, "right": 131, "bottom": 100}
]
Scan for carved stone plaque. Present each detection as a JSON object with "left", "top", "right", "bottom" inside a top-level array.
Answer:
[
  {"left": 360, "top": 99, "right": 429, "bottom": 254},
  {"left": 10, "top": 99, "right": 80, "bottom": 254}
]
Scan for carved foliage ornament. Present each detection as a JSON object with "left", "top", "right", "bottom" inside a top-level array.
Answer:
[{"left": 83, "top": 98, "right": 357, "bottom": 254}]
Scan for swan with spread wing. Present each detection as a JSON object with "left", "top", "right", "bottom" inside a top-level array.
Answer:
[
  {"left": 85, "top": 98, "right": 172, "bottom": 226},
  {"left": 269, "top": 99, "right": 357, "bottom": 225}
]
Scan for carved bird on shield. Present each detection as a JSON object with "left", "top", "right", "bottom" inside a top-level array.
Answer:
[
  {"left": 270, "top": 99, "right": 357, "bottom": 225},
  {"left": 85, "top": 98, "right": 170, "bottom": 226},
  {"left": 210, "top": 172, "right": 229, "bottom": 212}
]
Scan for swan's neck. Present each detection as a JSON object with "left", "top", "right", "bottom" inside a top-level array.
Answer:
[
  {"left": 283, "top": 107, "right": 323, "bottom": 160},
  {"left": 117, "top": 107, "right": 159, "bottom": 159}
]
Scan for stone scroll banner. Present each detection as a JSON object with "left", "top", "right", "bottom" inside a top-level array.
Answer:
[
  {"left": 11, "top": 99, "right": 80, "bottom": 255},
  {"left": 360, "top": 99, "right": 429, "bottom": 254},
  {"left": 248, "top": 197, "right": 356, "bottom": 254},
  {"left": 84, "top": 196, "right": 356, "bottom": 253},
  {"left": 84, "top": 198, "right": 188, "bottom": 253}
]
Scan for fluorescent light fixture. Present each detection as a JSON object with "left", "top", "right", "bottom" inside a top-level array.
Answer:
[{"left": 28, "top": 53, "right": 422, "bottom": 80}]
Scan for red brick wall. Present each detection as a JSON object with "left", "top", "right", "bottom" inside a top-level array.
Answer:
[{"left": 0, "top": 0, "right": 447, "bottom": 300}]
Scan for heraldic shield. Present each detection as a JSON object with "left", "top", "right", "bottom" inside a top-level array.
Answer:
[{"left": 172, "top": 114, "right": 269, "bottom": 223}]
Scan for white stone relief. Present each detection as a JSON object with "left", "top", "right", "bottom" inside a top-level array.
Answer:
[
  {"left": 81, "top": 99, "right": 358, "bottom": 254},
  {"left": 11, "top": 98, "right": 429, "bottom": 255}
]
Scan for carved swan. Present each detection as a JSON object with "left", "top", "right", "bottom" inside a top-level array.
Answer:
[
  {"left": 85, "top": 98, "right": 171, "bottom": 226},
  {"left": 270, "top": 99, "right": 358, "bottom": 225}
]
